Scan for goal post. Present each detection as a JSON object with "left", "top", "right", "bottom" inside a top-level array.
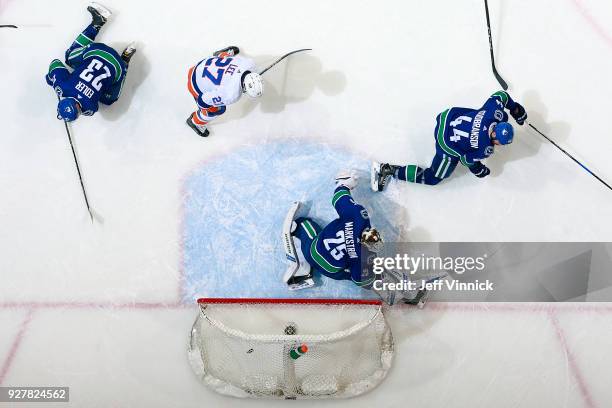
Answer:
[{"left": 188, "top": 298, "right": 394, "bottom": 399}]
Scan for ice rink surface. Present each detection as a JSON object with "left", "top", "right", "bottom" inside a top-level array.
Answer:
[{"left": 1, "top": 0, "right": 612, "bottom": 406}]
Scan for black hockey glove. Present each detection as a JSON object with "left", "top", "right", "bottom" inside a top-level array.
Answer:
[
  {"left": 469, "top": 162, "right": 490, "bottom": 178},
  {"left": 511, "top": 103, "right": 527, "bottom": 125}
]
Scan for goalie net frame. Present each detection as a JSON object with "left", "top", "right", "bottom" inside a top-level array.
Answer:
[{"left": 189, "top": 297, "right": 394, "bottom": 399}]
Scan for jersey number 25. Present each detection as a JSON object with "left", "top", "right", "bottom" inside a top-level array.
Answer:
[{"left": 324, "top": 231, "right": 347, "bottom": 261}]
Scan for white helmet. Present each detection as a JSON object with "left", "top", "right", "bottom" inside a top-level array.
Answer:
[{"left": 242, "top": 72, "right": 264, "bottom": 98}]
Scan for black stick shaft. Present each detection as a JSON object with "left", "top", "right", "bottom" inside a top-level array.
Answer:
[
  {"left": 528, "top": 123, "right": 612, "bottom": 191},
  {"left": 259, "top": 49, "right": 312, "bottom": 75},
  {"left": 484, "top": 0, "right": 508, "bottom": 90},
  {"left": 57, "top": 95, "right": 94, "bottom": 221}
]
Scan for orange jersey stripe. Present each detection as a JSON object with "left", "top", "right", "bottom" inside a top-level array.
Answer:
[{"left": 187, "top": 66, "right": 199, "bottom": 99}]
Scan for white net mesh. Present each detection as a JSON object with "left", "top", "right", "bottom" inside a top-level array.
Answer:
[{"left": 188, "top": 299, "right": 394, "bottom": 399}]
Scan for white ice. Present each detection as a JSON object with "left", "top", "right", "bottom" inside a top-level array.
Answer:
[{"left": 1, "top": 0, "right": 612, "bottom": 406}]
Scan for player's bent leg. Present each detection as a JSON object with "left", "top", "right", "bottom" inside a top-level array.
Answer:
[
  {"left": 292, "top": 218, "right": 322, "bottom": 265},
  {"left": 64, "top": 24, "right": 99, "bottom": 65},
  {"left": 99, "top": 43, "right": 136, "bottom": 105},
  {"left": 396, "top": 152, "right": 458, "bottom": 186},
  {"left": 186, "top": 107, "right": 227, "bottom": 137}
]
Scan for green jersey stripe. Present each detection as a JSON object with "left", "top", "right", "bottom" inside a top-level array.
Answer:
[
  {"left": 48, "top": 59, "right": 67, "bottom": 73},
  {"left": 310, "top": 238, "right": 342, "bottom": 273},
  {"left": 492, "top": 91, "right": 509, "bottom": 106},
  {"left": 302, "top": 220, "right": 317, "bottom": 240},
  {"left": 436, "top": 109, "right": 461, "bottom": 158},
  {"left": 332, "top": 190, "right": 350, "bottom": 207},
  {"left": 352, "top": 274, "right": 375, "bottom": 287},
  {"left": 407, "top": 165, "right": 417, "bottom": 182},
  {"left": 75, "top": 33, "right": 93, "bottom": 47}
]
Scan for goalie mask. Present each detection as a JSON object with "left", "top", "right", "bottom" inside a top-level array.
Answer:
[{"left": 361, "top": 228, "right": 383, "bottom": 253}]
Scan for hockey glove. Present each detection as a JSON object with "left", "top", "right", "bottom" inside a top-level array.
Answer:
[
  {"left": 469, "top": 162, "right": 490, "bottom": 178},
  {"left": 511, "top": 103, "right": 527, "bottom": 125},
  {"left": 335, "top": 169, "right": 358, "bottom": 190}
]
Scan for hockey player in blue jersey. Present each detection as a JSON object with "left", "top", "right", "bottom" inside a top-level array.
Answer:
[
  {"left": 45, "top": 3, "right": 136, "bottom": 122},
  {"left": 284, "top": 171, "right": 383, "bottom": 290},
  {"left": 371, "top": 91, "right": 528, "bottom": 190}
]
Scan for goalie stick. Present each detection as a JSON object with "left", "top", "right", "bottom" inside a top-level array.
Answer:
[
  {"left": 259, "top": 48, "right": 312, "bottom": 75},
  {"left": 484, "top": 0, "right": 508, "bottom": 90},
  {"left": 527, "top": 122, "right": 612, "bottom": 192},
  {"left": 55, "top": 94, "right": 94, "bottom": 222}
]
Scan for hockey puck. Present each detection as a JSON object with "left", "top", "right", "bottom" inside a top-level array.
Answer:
[{"left": 284, "top": 323, "right": 297, "bottom": 335}]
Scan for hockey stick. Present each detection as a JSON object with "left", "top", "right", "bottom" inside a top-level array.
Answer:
[
  {"left": 528, "top": 122, "right": 612, "bottom": 192},
  {"left": 484, "top": 0, "right": 508, "bottom": 90},
  {"left": 56, "top": 94, "right": 95, "bottom": 221},
  {"left": 259, "top": 48, "right": 312, "bottom": 75},
  {"left": 0, "top": 24, "right": 18, "bottom": 28}
]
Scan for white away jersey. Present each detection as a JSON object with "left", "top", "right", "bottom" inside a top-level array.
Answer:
[{"left": 189, "top": 55, "right": 256, "bottom": 107}]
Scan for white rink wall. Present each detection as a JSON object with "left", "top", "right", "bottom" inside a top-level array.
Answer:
[{"left": 1, "top": 0, "right": 612, "bottom": 407}]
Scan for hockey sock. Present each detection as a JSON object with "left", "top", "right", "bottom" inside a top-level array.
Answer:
[{"left": 397, "top": 165, "right": 424, "bottom": 184}]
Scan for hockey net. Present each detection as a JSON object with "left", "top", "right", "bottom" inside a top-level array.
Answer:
[{"left": 188, "top": 298, "right": 394, "bottom": 399}]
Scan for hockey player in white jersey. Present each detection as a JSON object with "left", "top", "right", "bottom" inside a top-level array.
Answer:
[{"left": 186, "top": 46, "right": 263, "bottom": 137}]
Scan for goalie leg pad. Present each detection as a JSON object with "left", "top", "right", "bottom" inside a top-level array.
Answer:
[{"left": 282, "top": 215, "right": 322, "bottom": 290}]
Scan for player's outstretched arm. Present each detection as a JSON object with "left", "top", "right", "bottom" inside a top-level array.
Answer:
[{"left": 332, "top": 170, "right": 361, "bottom": 217}]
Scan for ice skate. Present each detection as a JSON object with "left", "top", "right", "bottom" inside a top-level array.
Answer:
[
  {"left": 121, "top": 42, "right": 137, "bottom": 64},
  {"left": 371, "top": 162, "right": 400, "bottom": 192},
  {"left": 213, "top": 46, "right": 240, "bottom": 57},
  {"left": 87, "top": 2, "right": 112, "bottom": 29}
]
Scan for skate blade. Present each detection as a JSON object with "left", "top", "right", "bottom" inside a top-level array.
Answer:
[
  {"left": 89, "top": 2, "right": 112, "bottom": 19},
  {"left": 370, "top": 162, "right": 380, "bottom": 192}
]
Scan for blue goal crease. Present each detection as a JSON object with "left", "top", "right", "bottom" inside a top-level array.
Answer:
[{"left": 181, "top": 140, "right": 404, "bottom": 302}]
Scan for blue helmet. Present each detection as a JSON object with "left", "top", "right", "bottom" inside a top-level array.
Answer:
[
  {"left": 494, "top": 122, "right": 514, "bottom": 145},
  {"left": 57, "top": 97, "right": 81, "bottom": 122}
]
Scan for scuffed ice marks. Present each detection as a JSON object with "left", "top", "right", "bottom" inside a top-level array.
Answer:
[{"left": 182, "top": 140, "right": 406, "bottom": 301}]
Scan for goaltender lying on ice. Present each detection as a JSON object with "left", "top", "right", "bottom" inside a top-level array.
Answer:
[{"left": 281, "top": 170, "right": 447, "bottom": 306}]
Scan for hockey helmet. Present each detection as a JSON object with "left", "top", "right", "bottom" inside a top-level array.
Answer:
[
  {"left": 493, "top": 122, "right": 514, "bottom": 145},
  {"left": 57, "top": 97, "right": 81, "bottom": 122},
  {"left": 242, "top": 72, "right": 264, "bottom": 98}
]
